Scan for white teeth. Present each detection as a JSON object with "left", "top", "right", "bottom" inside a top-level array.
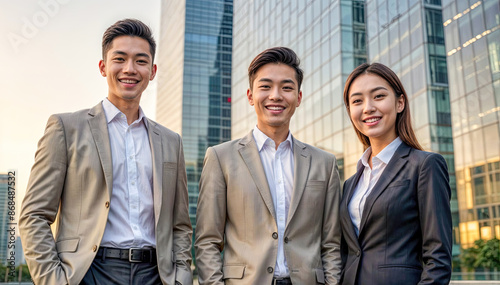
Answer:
[
  {"left": 267, "top": 106, "right": 284, "bottom": 110},
  {"left": 121, "top": 79, "right": 137, "bottom": 84},
  {"left": 365, "top": 118, "right": 380, "bottom": 123}
]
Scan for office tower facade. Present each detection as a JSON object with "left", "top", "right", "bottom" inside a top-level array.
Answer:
[
  {"left": 232, "top": 0, "right": 368, "bottom": 180},
  {"left": 443, "top": 0, "right": 500, "bottom": 248},
  {"left": 156, "top": 0, "right": 233, "bottom": 229},
  {"left": 364, "top": 0, "right": 459, "bottom": 255}
]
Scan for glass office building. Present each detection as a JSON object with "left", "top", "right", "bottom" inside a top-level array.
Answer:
[
  {"left": 156, "top": 0, "right": 233, "bottom": 229},
  {"left": 443, "top": 0, "right": 500, "bottom": 249}
]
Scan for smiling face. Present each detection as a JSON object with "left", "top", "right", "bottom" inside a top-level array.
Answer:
[
  {"left": 247, "top": 63, "right": 302, "bottom": 136},
  {"left": 348, "top": 73, "right": 405, "bottom": 148},
  {"left": 99, "top": 35, "right": 157, "bottom": 106}
]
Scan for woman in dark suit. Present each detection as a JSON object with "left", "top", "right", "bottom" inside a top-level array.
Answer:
[{"left": 340, "top": 63, "right": 452, "bottom": 285}]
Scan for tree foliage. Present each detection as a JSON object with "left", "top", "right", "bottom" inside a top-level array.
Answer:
[
  {"left": 461, "top": 238, "right": 500, "bottom": 270},
  {"left": 0, "top": 264, "right": 31, "bottom": 282}
]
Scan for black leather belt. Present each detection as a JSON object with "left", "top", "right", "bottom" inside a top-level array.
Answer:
[
  {"left": 96, "top": 247, "right": 157, "bottom": 264},
  {"left": 272, "top": 277, "right": 292, "bottom": 285}
]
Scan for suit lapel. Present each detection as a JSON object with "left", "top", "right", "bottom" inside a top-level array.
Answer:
[
  {"left": 147, "top": 119, "right": 163, "bottom": 226},
  {"left": 345, "top": 167, "right": 364, "bottom": 208},
  {"left": 88, "top": 103, "right": 113, "bottom": 198},
  {"left": 342, "top": 175, "right": 363, "bottom": 249},
  {"left": 238, "top": 131, "right": 277, "bottom": 220},
  {"left": 286, "top": 137, "right": 309, "bottom": 227},
  {"left": 358, "top": 143, "right": 411, "bottom": 235}
]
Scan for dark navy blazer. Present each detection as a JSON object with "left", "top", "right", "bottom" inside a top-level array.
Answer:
[{"left": 340, "top": 142, "right": 452, "bottom": 285}]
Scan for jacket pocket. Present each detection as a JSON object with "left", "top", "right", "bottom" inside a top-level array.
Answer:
[
  {"left": 314, "top": 268, "right": 325, "bottom": 284},
  {"left": 306, "top": 180, "right": 325, "bottom": 189},
  {"left": 56, "top": 238, "right": 79, "bottom": 253},
  {"left": 163, "top": 162, "right": 177, "bottom": 187},
  {"left": 164, "top": 162, "right": 177, "bottom": 169},
  {"left": 222, "top": 265, "right": 245, "bottom": 279},
  {"left": 378, "top": 264, "right": 421, "bottom": 270},
  {"left": 387, "top": 179, "right": 410, "bottom": 188}
]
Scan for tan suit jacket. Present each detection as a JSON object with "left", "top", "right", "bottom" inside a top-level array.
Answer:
[
  {"left": 195, "top": 131, "right": 341, "bottom": 285},
  {"left": 19, "top": 102, "right": 193, "bottom": 285}
]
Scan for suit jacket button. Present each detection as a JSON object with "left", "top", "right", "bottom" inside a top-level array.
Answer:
[
  {"left": 284, "top": 237, "right": 289, "bottom": 243},
  {"left": 105, "top": 201, "right": 110, "bottom": 208},
  {"left": 272, "top": 232, "right": 278, "bottom": 239},
  {"left": 267, "top": 267, "right": 273, "bottom": 273},
  {"left": 356, "top": 250, "right": 360, "bottom": 257},
  {"left": 92, "top": 245, "right": 98, "bottom": 252}
]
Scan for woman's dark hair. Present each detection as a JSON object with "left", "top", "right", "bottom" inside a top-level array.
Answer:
[{"left": 343, "top": 62, "right": 423, "bottom": 150}]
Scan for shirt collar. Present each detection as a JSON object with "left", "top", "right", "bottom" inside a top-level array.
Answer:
[
  {"left": 376, "top": 137, "right": 402, "bottom": 164},
  {"left": 102, "top": 98, "right": 148, "bottom": 128},
  {"left": 357, "top": 137, "right": 402, "bottom": 169},
  {"left": 252, "top": 125, "right": 293, "bottom": 152}
]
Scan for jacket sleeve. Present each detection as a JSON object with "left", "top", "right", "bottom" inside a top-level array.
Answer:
[
  {"left": 417, "top": 153, "right": 452, "bottom": 284},
  {"left": 322, "top": 155, "right": 342, "bottom": 285},
  {"left": 173, "top": 134, "right": 194, "bottom": 285},
  {"left": 19, "top": 115, "right": 69, "bottom": 285},
  {"left": 194, "top": 147, "right": 226, "bottom": 285}
]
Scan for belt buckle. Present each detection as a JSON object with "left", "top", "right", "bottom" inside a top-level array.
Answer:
[{"left": 129, "top": 248, "right": 142, "bottom": 263}]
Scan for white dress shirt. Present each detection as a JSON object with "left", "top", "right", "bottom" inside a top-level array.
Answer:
[
  {"left": 100, "top": 98, "right": 155, "bottom": 249},
  {"left": 253, "top": 126, "right": 294, "bottom": 278},
  {"left": 348, "top": 137, "right": 402, "bottom": 236}
]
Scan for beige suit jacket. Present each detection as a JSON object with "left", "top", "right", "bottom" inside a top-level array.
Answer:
[
  {"left": 19, "top": 102, "right": 193, "bottom": 285},
  {"left": 195, "top": 131, "right": 341, "bottom": 285}
]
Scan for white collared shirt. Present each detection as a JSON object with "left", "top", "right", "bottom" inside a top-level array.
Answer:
[
  {"left": 348, "top": 137, "right": 402, "bottom": 236},
  {"left": 100, "top": 98, "right": 155, "bottom": 248},
  {"left": 252, "top": 126, "right": 294, "bottom": 278}
]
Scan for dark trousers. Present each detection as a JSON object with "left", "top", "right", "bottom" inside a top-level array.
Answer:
[
  {"left": 80, "top": 257, "right": 162, "bottom": 285},
  {"left": 272, "top": 277, "right": 293, "bottom": 285}
]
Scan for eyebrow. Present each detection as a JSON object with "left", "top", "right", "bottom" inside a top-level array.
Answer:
[
  {"left": 111, "top": 50, "right": 151, "bottom": 59},
  {"left": 350, "top": 86, "right": 388, "bottom": 97},
  {"left": 257, "top": 78, "right": 296, "bottom": 85}
]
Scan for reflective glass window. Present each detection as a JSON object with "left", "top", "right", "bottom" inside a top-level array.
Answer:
[
  {"left": 470, "top": 6, "right": 485, "bottom": 37},
  {"left": 429, "top": 55, "right": 449, "bottom": 84},
  {"left": 484, "top": 0, "right": 500, "bottom": 29},
  {"left": 488, "top": 30, "right": 500, "bottom": 81},
  {"left": 425, "top": 9, "right": 445, "bottom": 45},
  {"left": 458, "top": 14, "right": 472, "bottom": 44}
]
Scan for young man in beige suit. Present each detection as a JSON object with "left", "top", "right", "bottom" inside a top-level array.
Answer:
[
  {"left": 19, "top": 19, "right": 192, "bottom": 285},
  {"left": 195, "top": 47, "right": 342, "bottom": 285}
]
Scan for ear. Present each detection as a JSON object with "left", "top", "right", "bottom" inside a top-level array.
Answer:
[
  {"left": 149, "top": 64, "right": 157, "bottom": 81},
  {"left": 247, "top": 88, "right": 254, "bottom": 106},
  {"left": 397, "top": 94, "right": 405, "bottom": 113},
  {"left": 98, "top": 60, "right": 106, "bottom": 77},
  {"left": 297, "top": 90, "right": 303, "bottom": 107}
]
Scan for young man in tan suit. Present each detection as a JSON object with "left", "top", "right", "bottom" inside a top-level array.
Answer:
[
  {"left": 195, "top": 47, "right": 342, "bottom": 285},
  {"left": 19, "top": 19, "right": 192, "bottom": 285}
]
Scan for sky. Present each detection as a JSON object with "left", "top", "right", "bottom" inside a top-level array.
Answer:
[{"left": 0, "top": 0, "right": 162, "bottom": 220}]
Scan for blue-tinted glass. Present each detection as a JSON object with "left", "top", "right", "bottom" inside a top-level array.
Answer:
[
  {"left": 470, "top": 6, "right": 485, "bottom": 36},
  {"left": 398, "top": 0, "right": 408, "bottom": 13},
  {"left": 424, "top": 0, "right": 441, "bottom": 5},
  {"left": 484, "top": 0, "right": 500, "bottom": 29},
  {"left": 378, "top": 1, "right": 388, "bottom": 28},
  {"left": 341, "top": 29, "right": 353, "bottom": 52},
  {"left": 176, "top": 0, "right": 233, "bottom": 231}
]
